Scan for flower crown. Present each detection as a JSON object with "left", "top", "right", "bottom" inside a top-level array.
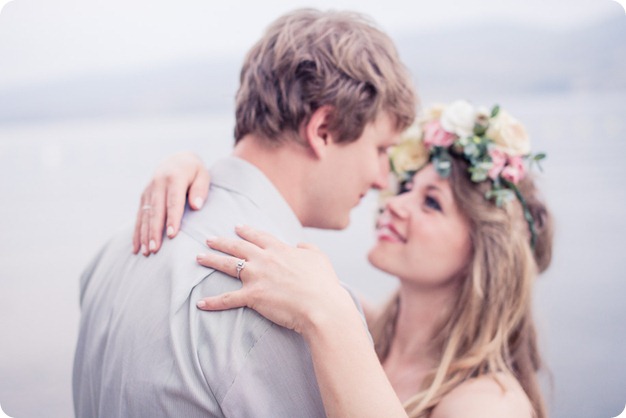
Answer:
[{"left": 388, "top": 100, "right": 545, "bottom": 248}]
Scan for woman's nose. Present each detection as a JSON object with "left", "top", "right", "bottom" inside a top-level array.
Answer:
[{"left": 385, "top": 193, "right": 410, "bottom": 219}]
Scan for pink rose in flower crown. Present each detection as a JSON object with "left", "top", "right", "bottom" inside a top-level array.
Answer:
[
  {"left": 488, "top": 148, "right": 507, "bottom": 180},
  {"left": 500, "top": 155, "right": 526, "bottom": 184},
  {"left": 423, "top": 120, "right": 456, "bottom": 148}
]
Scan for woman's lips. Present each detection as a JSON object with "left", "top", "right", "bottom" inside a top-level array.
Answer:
[{"left": 376, "top": 223, "right": 406, "bottom": 243}]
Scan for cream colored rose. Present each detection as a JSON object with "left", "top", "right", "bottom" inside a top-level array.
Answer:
[
  {"left": 486, "top": 110, "right": 530, "bottom": 156},
  {"left": 400, "top": 122, "right": 422, "bottom": 142},
  {"left": 440, "top": 100, "right": 477, "bottom": 138},
  {"left": 390, "top": 126, "right": 429, "bottom": 174},
  {"left": 419, "top": 103, "right": 446, "bottom": 124}
]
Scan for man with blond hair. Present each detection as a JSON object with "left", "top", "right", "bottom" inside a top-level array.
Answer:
[{"left": 73, "top": 8, "right": 416, "bottom": 418}]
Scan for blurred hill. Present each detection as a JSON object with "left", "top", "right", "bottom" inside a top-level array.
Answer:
[
  {"left": 400, "top": 15, "right": 626, "bottom": 98},
  {"left": 0, "top": 15, "right": 624, "bottom": 124}
]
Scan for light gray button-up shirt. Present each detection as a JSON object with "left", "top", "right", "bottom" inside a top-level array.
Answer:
[{"left": 73, "top": 157, "right": 342, "bottom": 418}]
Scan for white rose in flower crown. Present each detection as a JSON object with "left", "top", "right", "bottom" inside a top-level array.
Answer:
[
  {"left": 440, "top": 100, "right": 476, "bottom": 138},
  {"left": 419, "top": 103, "right": 446, "bottom": 124},
  {"left": 486, "top": 110, "right": 531, "bottom": 156},
  {"left": 390, "top": 124, "right": 429, "bottom": 175}
]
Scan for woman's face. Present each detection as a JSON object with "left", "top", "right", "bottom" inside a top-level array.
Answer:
[{"left": 368, "top": 164, "right": 472, "bottom": 288}]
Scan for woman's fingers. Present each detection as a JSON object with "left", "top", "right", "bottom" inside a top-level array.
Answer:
[
  {"left": 195, "top": 253, "right": 253, "bottom": 311},
  {"left": 166, "top": 170, "right": 210, "bottom": 238},
  {"left": 164, "top": 178, "right": 191, "bottom": 239},
  {"left": 196, "top": 252, "right": 251, "bottom": 281},
  {"left": 139, "top": 204, "right": 153, "bottom": 255},
  {"left": 188, "top": 170, "right": 211, "bottom": 210},
  {"left": 297, "top": 242, "right": 321, "bottom": 252},
  {"left": 146, "top": 184, "right": 167, "bottom": 254},
  {"left": 206, "top": 235, "right": 260, "bottom": 261},
  {"left": 131, "top": 151, "right": 210, "bottom": 256},
  {"left": 137, "top": 186, "right": 158, "bottom": 256},
  {"left": 235, "top": 225, "right": 286, "bottom": 250},
  {"left": 132, "top": 195, "right": 147, "bottom": 254},
  {"left": 196, "top": 290, "right": 248, "bottom": 311}
]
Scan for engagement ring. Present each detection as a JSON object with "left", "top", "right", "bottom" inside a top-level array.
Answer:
[{"left": 236, "top": 259, "right": 246, "bottom": 280}]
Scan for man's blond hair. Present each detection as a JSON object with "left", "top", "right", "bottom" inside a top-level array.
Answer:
[{"left": 235, "top": 8, "right": 417, "bottom": 146}]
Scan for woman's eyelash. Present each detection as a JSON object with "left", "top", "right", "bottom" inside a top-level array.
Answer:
[{"left": 425, "top": 196, "right": 442, "bottom": 211}]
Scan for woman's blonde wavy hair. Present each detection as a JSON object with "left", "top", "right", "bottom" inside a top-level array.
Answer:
[{"left": 369, "top": 157, "right": 554, "bottom": 418}]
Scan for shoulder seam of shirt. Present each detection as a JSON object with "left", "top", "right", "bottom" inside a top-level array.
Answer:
[{"left": 217, "top": 320, "right": 276, "bottom": 405}]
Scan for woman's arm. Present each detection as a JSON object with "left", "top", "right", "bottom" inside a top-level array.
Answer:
[
  {"left": 132, "top": 152, "right": 211, "bottom": 255},
  {"left": 195, "top": 225, "right": 408, "bottom": 418},
  {"left": 303, "top": 295, "right": 407, "bottom": 418}
]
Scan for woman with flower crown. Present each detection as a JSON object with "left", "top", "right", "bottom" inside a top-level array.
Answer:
[{"left": 133, "top": 100, "right": 553, "bottom": 418}]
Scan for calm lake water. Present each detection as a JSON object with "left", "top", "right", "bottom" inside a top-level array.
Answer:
[{"left": 0, "top": 91, "right": 625, "bottom": 417}]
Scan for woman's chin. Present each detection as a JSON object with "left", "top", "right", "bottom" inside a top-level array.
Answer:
[{"left": 367, "top": 246, "right": 390, "bottom": 273}]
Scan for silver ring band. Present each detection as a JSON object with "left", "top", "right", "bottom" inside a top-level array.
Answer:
[{"left": 236, "top": 259, "right": 246, "bottom": 280}]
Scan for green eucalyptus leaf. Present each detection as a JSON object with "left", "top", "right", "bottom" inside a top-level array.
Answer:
[
  {"left": 464, "top": 142, "right": 478, "bottom": 158},
  {"left": 389, "top": 157, "right": 397, "bottom": 175},
  {"left": 474, "top": 123, "right": 487, "bottom": 136},
  {"left": 471, "top": 170, "right": 488, "bottom": 182},
  {"left": 433, "top": 151, "right": 452, "bottom": 179},
  {"left": 491, "top": 105, "right": 500, "bottom": 118}
]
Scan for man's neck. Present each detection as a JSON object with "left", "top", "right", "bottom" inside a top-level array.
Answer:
[{"left": 233, "top": 134, "right": 314, "bottom": 227}]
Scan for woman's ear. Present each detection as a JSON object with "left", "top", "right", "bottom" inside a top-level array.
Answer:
[{"left": 301, "top": 105, "right": 335, "bottom": 159}]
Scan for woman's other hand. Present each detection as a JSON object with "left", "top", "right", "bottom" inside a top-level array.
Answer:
[
  {"left": 195, "top": 225, "right": 355, "bottom": 336},
  {"left": 132, "top": 152, "right": 211, "bottom": 256}
]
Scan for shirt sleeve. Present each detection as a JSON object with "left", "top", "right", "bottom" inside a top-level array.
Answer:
[
  {"left": 219, "top": 324, "right": 327, "bottom": 418},
  {"left": 191, "top": 270, "right": 327, "bottom": 418}
]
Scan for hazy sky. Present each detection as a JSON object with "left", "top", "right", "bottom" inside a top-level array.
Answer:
[{"left": 0, "top": 0, "right": 622, "bottom": 88}]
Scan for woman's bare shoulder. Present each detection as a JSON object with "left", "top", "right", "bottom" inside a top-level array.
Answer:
[{"left": 431, "top": 372, "right": 533, "bottom": 418}]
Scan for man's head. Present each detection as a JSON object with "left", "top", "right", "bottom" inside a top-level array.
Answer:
[
  {"left": 235, "top": 8, "right": 416, "bottom": 146},
  {"left": 234, "top": 9, "right": 417, "bottom": 229}
]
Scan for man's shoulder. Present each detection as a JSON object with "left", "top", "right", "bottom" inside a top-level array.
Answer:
[
  {"left": 180, "top": 184, "right": 270, "bottom": 241},
  {"left": 195, "top": 304, "right": 324, "bottom": 415}
]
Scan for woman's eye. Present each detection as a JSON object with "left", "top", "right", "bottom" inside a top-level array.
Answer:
[{"left": 425, "top": 196, "right": 442, "bottom": 211}]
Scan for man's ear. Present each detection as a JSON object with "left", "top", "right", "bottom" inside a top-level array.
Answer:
[{"left": 302, "top": 106, "right": 335, "bottom": 159}]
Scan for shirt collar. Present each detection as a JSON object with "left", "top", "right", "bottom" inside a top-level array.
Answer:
[{"left": 209, "top": 156, "right": 304, "bottom": 245}]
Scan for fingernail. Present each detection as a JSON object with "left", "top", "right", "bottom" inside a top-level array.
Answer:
[
  {"left": 205, "top": 236, "right": 216, "bottom": 246},
  {"left": 196, "top": 300, "right": 206, "bottom": 309},
  {"left": 166, "top": 226, "right": 175, "bottom": 237},
  {"left": 149, "top": 240, "right": 156, "bottom": 251},
  {"left": 194, "top": 197, "right": 204, "bottom": 209},
  {"left": 235, "top": 224, "right": 246, "bottom": 230},
  {"left": 196, "top": 253, "right": 206, "bottom": 261},
  {"left": 141, "top": 244, "right": 147, "bottom": 255}
]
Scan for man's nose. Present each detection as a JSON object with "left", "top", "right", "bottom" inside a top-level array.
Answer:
[{"left": 372, "top": 156, "right": 390, "bottom": 190}]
